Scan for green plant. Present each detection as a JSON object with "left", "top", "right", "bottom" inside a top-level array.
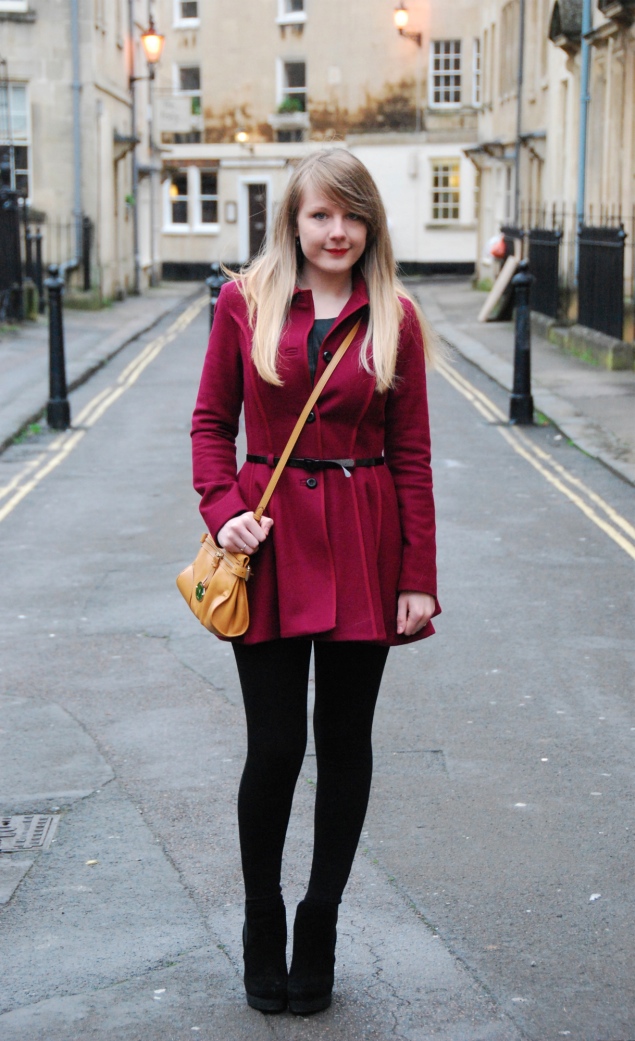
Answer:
[
  {"left": 13, "top": 422, "right": 42, "bottom": 444},
  {"left": 278, "top": 96, "right": 303, "bottom": 114}
]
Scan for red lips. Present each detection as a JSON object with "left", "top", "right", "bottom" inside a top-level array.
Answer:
[{"left": 325, "top": 248, "right": 349, "bottom": 256}]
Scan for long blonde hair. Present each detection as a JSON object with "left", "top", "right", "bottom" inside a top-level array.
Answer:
[{"left": 228, "top": 149, "right": 439, "bottom": 391}]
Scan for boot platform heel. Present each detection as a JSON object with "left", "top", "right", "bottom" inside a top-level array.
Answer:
[
  {"left": 242, "top": 901, "right": 288, "bottom": 1013},
  {"left": 288, "top": 899, "right": 338, "bottom": 1015}
]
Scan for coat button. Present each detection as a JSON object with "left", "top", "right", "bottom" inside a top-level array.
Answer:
[
  {"left": 323, "top": 350, "right": 333, "bottom": 362},
  {"left": 306, "top": 411, "right": 316, "bottom": 424},
  {"left": 306, "top": 477, "right": 318, "bottom": 489}
]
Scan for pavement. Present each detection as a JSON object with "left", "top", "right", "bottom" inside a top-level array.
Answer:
[
  {"left": 411, "top": 278, "right": 635, "bottom": 487},
  {"left": 0, "top": 283, "right": 634, "bottom": 1040},
  {"left": 0, "top": 282, "right": 204, "bottom": 452}
]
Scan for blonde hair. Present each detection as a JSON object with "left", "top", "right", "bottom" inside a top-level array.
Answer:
[{"left": 228, "top": 149, "right": 439, "bottom": 391}]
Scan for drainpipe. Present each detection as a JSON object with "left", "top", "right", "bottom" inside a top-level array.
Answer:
[
  {"left": 128, "top": 0, "right": 141, "bottom": 294},
  {"left": 576, "top": 0, "right": 592, "bottom": 272},
  {"left": 70, "top": 0, "right": 82, "bottom": 262},
  {"left": 513, "top": 0, "right": 526, "bottom": 227}
]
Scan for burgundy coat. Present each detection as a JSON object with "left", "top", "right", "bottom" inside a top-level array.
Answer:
[{"left": 191, "top": 272, "right": 439, "bottom": 646}]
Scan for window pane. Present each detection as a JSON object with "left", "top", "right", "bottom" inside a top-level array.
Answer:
[
  {"left": 172, "top": 173, "right": 188, "bottom": 195},
  {"left": 288, "top": 0, "right": 304, "bottom": 9},
  {"left": 16, "top": 172, "right": 28, "bottom": 195},
  {"left": 179, "top": 66, "right": 201, "bottom": 91},
  {"left": 172, "top": 200, "right": 188, "bottom": 223},
  {"left": 285, "top": 62, "right": 305, "bottom": 88},
  {"left": 202, "top": 199, "right": 218, "bottom": 223},
  {"left": 14, "top": 145, "right": 28, "bottom": 170},
  {"left": 201, "top": 171, "right": 217, "bottom": 195},
  {"left": 180, "top": 1, "right": 198, "bottom": 16}
]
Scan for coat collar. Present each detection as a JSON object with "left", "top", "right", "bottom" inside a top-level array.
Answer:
[{"left": 291, "top": 268, "right": 369, "bottom": 327}]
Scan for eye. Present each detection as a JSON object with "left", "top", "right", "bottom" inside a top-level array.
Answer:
[
  {"left": 312, "top": 211, "right": 328, "bottom": 220},
  {"left": 347, "top": 213, "right": 363, "bottom": 222}
]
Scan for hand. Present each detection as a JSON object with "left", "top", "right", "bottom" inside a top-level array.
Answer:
[
  {"left": 396, "top": 592, "right": 435, "bottom": 637},
  {"left": 217, "top": 512, "right": 273, "bottom": 555}
]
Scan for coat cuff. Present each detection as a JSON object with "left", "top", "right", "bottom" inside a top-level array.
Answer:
[{"left": 200, "top": 486, "right": 250, "bottom": 541}]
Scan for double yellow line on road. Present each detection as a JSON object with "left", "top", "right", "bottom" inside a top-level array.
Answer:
[
  {"left": 0, "top": 293, "right": 207, "bottom": 525},
  {"left": 437, "top": 359, "right": 635, "bottom": 562}
]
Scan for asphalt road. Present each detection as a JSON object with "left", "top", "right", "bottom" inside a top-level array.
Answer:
[{"left": 0, "top": 294, "right": 633, "bottom": 1041}]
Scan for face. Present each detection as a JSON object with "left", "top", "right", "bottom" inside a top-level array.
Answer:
[{"left": 295, "top": 187, "right": 368, "bottom": 283}]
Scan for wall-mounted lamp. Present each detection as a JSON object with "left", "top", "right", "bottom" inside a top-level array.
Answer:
[
  {"left": 140, "top": 15, "right": 165, "bottom": 69},
  {"left": 235, "top": 130, "right": 250, "bottom": 144},
  {"left": 394, "top": 4, "right": 422, "bottom": 47}
]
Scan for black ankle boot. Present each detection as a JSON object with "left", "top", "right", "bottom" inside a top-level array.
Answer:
[
  {"left": 288, "top": 899, "right": 338, "bottom": 1015},
  {"left": 242, "top": 899, "right": 288, "bottom": 1013}
]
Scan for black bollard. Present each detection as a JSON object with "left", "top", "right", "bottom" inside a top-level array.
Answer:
[
  {"left": 45, "top": 265, "right": 71, "bottom": 431},
  {"left": 509, "top": 259, "right": 535, "bottom": 425},
  {"left": 206, "top": 262, "right": 227, "bottom": 331},
  {"left": 25, "top": 225, "right": 34, "bottom": 281},
  {"left": 82, "top": 215, "right": 92, "bottom": 291},
  {"left": 35, "top": 228, "right": 45, "bottom": 314}
]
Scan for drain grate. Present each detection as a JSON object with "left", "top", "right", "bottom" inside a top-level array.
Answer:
[{"left": 0, "top": 814, "right": 60, "bottom": 853}]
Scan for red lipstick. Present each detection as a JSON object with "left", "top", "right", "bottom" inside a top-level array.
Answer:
[{"left": 326, "top": 248, "right": 348, "bottom": 256}]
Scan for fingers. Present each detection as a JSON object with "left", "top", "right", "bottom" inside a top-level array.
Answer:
[
  {"left": 396, "top": 593, "right": 435, "bottom": 636},
  {"left": 217, "top": 513, "right": 273, "bottom": 555}
]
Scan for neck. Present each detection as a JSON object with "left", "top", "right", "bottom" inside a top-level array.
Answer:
[{"left": 298, "top": 266, "right": 353, "bottom": 301}]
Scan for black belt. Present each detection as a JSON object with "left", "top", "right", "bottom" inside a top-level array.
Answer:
[{"left": 247, "top": 454, "right": 384, "bottom": 474}]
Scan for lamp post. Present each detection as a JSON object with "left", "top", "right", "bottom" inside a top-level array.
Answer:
[
  {"left": 393, "top": 4, "right": 423, "bottom": 134},
  {"left": 142, "top": 17, "right": 165, "bottom": 287},
  {"left": 129, "top": 9, "right": 165, "bottom": 293}
]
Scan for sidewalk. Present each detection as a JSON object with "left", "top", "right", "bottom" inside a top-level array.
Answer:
[
  {"left": 413, "top": 277, "right": 635, "bottom": 486},
  {"left": 0, "top": 282, "right": 204, "bottom": 452}
]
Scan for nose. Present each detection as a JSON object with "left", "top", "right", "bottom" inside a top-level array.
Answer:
[{"left": 329, "top": 216, "right": 346, "bottom": 240}]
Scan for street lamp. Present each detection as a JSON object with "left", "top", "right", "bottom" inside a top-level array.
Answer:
[
  {"left": 393, "top": 4, "right": 423, "bottom": 134},
  {"left": 140, "top": 16, "right": 165, "bottom": 67},
  {"left": 393, "top": 4, "right": 422, "bottom": 47},
  {"left": 142, "top": 16, "right": 164, "bottom": 288},
  {"left": 129, "top": 11, "right": 165, "bottom": 292}
]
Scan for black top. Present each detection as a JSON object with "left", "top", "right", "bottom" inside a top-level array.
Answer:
[{"left": 307, "top": 317, "right": 336, "bottom": 384}]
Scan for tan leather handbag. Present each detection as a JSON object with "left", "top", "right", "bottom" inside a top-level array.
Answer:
[{"left": 176, "top": 320, "right": 361, "bottom": 637}]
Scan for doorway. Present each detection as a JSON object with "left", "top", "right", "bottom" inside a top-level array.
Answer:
[{"left": 248, "top": 183, "right": 267, "bottom": 257}]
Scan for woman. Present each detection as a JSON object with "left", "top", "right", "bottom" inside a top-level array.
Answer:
[{"left": 191, "top": 149, "right": 440, "bottom": 1015}]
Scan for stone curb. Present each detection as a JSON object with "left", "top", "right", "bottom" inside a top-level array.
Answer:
[{"left": 431, "top": 317, "right": 635, "bottom": 488}]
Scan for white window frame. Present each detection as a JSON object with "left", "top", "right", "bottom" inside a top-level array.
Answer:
[
  {"left": 276, "top": 0, "right": 307, "bottom": 26},
  {"left": 194, "top": 168, "right": 220, "bottom": 234},
  {"left": 430, "top": 159, "right": 461, "bottom": 223},
  {"left": 429, "top": 40, "right": 462, "bottom": 108},
  {"left": 0, "top": 1, "right": 30, "bottom": 12},
  {"left": 276, "top": 58, "right": 307, "bottom": 111},
  {"left": 473, "top": 38, "right": 482, "bottom": 106},
  {"left": 173, "top": 0, "right": 200, "bottom": 28},
  {"left": 174, "top": 63, "right": 202, "bottom": 118},
  {"left": 0, "top": 81, "right": 30, "bottom": 198}
]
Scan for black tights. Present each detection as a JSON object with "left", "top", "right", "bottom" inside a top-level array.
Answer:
[{"left": 233, "top": 639, "right": 389, "bottom": 907}]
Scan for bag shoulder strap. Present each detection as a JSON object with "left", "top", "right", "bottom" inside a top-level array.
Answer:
[{"left": 253, "top": 318, "right": 361, "bottom": 522}]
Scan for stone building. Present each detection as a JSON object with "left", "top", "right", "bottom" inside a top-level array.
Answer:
[
  {"left": 470, "top": 0, "right": 635, "bottom": 314},
  {"left": 0, "top": 0, "right": 157, "bottom": 301},
  {"left": 152, "top": 0, "right": 483, "bottom": 275}
]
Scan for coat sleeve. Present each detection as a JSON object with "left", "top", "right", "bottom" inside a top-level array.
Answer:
[
  {"left": 191, "top": 282, "right": 250, "bottom": 538},
  {"left": 384, "top": 298, "right": 439, "bottom": 608}
]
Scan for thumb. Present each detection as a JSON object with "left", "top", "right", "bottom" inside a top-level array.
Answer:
[
  {"left": 396, "top": 595, "right": 408, "bottom": 635},
  {"left": 259, "top": 515, "right": 274, "bottom": 536}
]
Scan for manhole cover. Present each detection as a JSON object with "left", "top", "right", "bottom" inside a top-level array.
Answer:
[{"left": 0, "top": 814, "right": 60, "bottom": 853}]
